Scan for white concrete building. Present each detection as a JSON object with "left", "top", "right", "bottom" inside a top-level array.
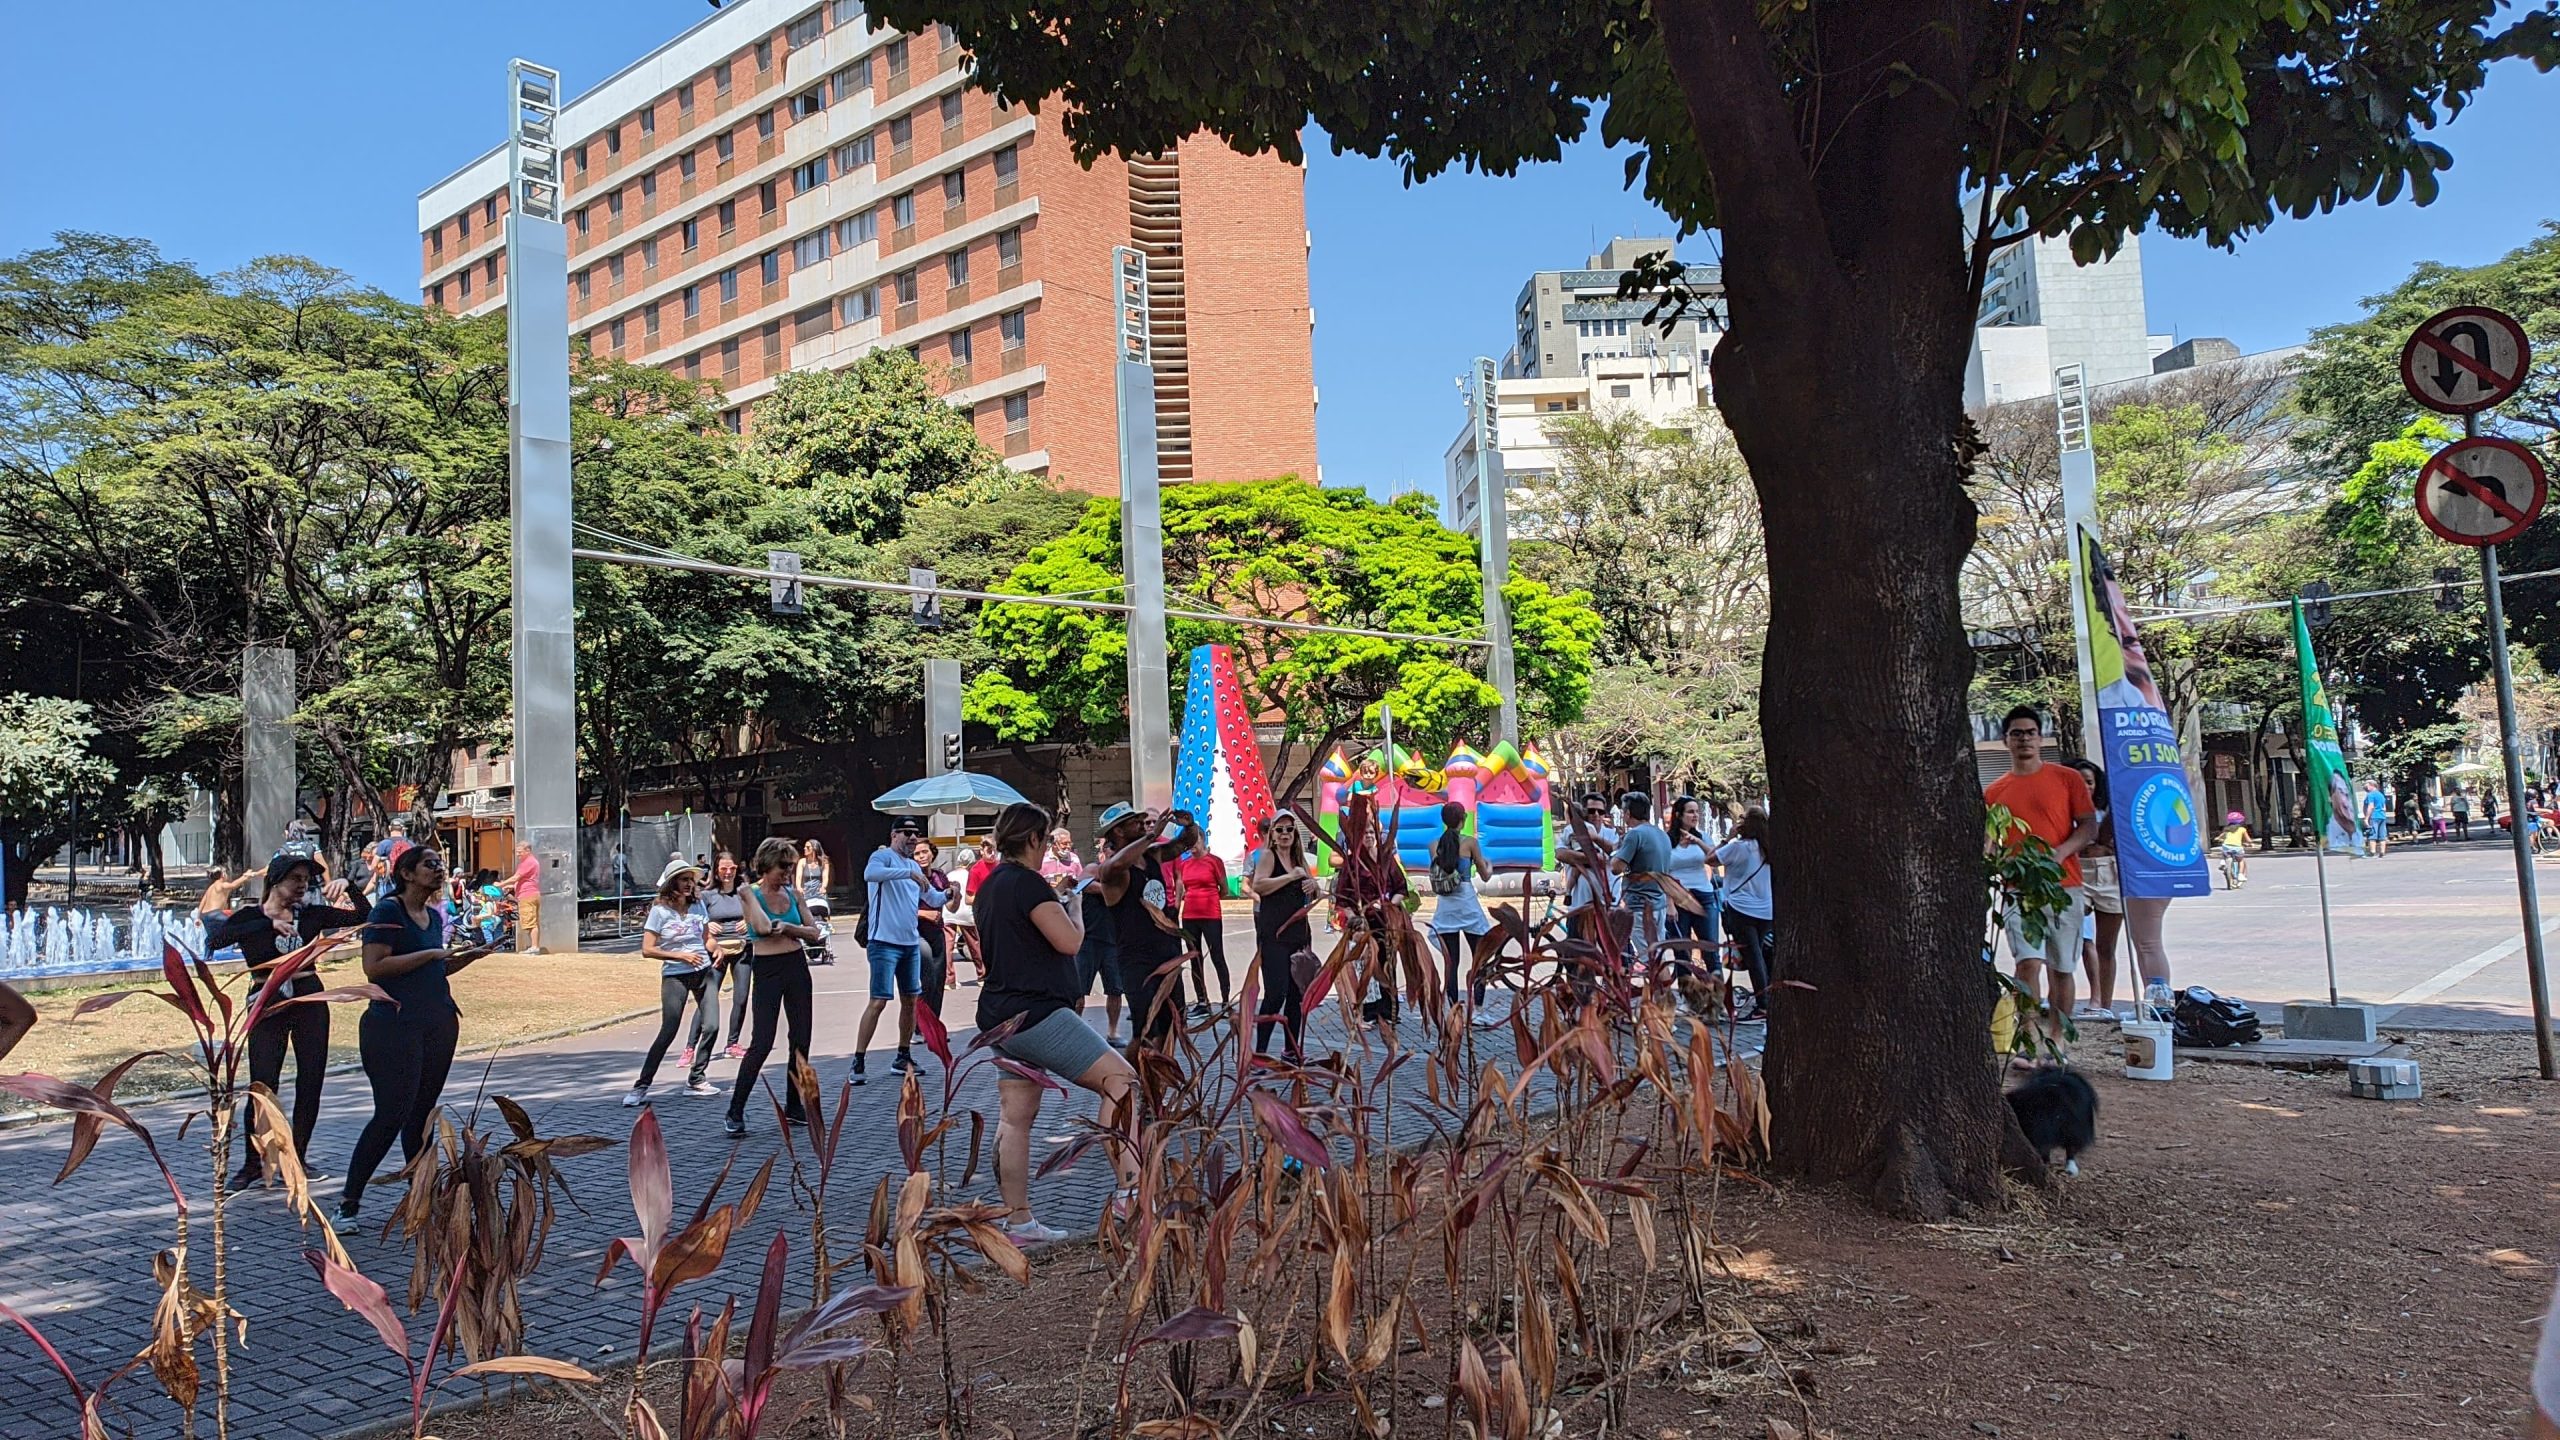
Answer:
[
  {"left": 1966, "top": 229, "right": 2175, "bottom": 408},
  {"left": 1444, "top": 353, "right": 1709, "bottom": 534}
]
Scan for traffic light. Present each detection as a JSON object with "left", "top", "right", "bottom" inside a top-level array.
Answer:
[
  {"left": 2301, "top": 579, "right": 2334, "bottom": 629},
  {"left": 2436, "top": 566, "right": 2464, "bottom": 613},
  {"left": 941, "top": 731, "right": 962, "bottom": 771}
]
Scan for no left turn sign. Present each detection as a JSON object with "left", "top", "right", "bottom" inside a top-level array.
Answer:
[
  {"left": 2416, "top": 437, "right": 2549, "bottom": 547},
  {"left": 2400, "top": 306, "right": 2531, "bottom": 414}
]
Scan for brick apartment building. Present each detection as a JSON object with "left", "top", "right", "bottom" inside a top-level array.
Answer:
[{"left": 416, "top": 0, "right": 1319, "bottom": 492}]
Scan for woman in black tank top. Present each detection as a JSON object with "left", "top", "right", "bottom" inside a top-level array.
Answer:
[{"left": 1250, "top": 814, "right": 1320, "bottom": 1059}]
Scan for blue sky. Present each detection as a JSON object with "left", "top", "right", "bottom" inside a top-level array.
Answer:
[{"left": 4, "top": 1, "right": 2554, "bottom": 502}]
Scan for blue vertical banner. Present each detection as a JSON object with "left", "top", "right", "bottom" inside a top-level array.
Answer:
[{"left": 2078, "top": 527, "right": 2211, "bottom": 898}]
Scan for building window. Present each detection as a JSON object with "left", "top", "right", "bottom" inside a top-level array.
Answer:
[
  {"left": 719, "top": 268, "right": 739, "bottom": 302},
  {"left": 888, "top": 113, "right": 912, "bottom": 150},
  {"left": 1002, "top": 392, "right": 1028, "bottom": 431},
  {"left": 894, "top": 268, "right": 917, "bottom": 305},
  {"left": 573, "top": 145, "right": 588, "bottom": 176},
  {"left": 1609, "top": 383, "right": 1632, "bottom": 398},
  {"left": 683, "top": 284, "right": 701, "bottom": 317},
  {"left": 890, "top": 191, "right": 915, "bottom": 227},
  {"left": 485, "top": 255, "right": 499, "bottom": 283},
  {"left": 458, "top": 209, "right": 472, "bottom": 241},
  {"left": 430, "top": 227, "right": 443, "bottom": 256},
  {"left": 837, "top": 134, "right": 874, "bottom": 169},
  {"left": 756, "top": 109, "right": 775, "bottom": 141},
  {"left": 793, "top": 230, "right": 830, "bottom": 267},
  {"left": 838, "top": 210, "right": 876, "bottom": 247},
  {"left": 684, "top": 351, "right": 702, "bottom": 378},
  {"left": 792, "top": 88, "right": 825, "bottom": 120},
  {"left": 886, "top": 37, "right": 908, "bottom": 78},
  {"left": 430, "top": 280, "right": 444, "bottom": 306},
  {"left": 841, "top": 285, "right": 878, "bottom": 323},
  {"left": 723, "top": 408, "right": 742, "bottom": 433},
  {"left": 606, "top": 125, "right": 622, "bottom": 156},
  {"left": 785, "top": 9, "right": 823, "bottom": 47},
  {"left": 641, "top": 236, "right": 658, "bottom": 270},
  {"left": 484, "top": 195, "right": 499, "bottom": 225},
  {"left": 718, "top": 199, "right": 737, "bottom": 233},
  {"left": 945, "top": 247, "right": 969, "bottom": 287},
  {"left": 679, "top": 152, "right": 696, "bottom": 182},
  {"left": 574, "top": 207, "right": 589, "bottom": 235},
  {"left": 458, "top": 268, "right": 472, "bottom": 298},
  {"left": 992, "top": 145, "right": 1017, "bottom": 186},
  {"left": 762, "top": 321, "right": 782, "bottom": 359},
  {"left": 940, "top": 92, "right": 962, "bottom": 131},
  {"left": 607, "top": 254, "right": 624, "bottom": 284},
  {"left": 832, "top": 65, "right": 865, "bottom": 104},
  {"left": 609, "top": 317, "right": 626, "bottom": 349},
  {"left": 682, "top": 218, "right": 700, "bottom": 250},
  {"left": 760, "top": 250, "right": 781, "bottom": 286},
  {"left": 792, "top": 157, "right": 829, "bottom": 193},
  {"left": 759, "top": 179, "right": 779, "bottom": 213},
  {"left": 713, "top": 60, "right": 732, "bottom": 94},
  {"left": 995, "top": 225, "right": 1020, "bottom": 267},
  {"left": 999, "top": 307, "right": 1025, "bottom": 348},
  {"left": 941, "top": 169, "right": 965, "bottom": 207},
  {"left": 948, "top": 326, "right": 972, "bottom": 364},
  {"left": 605, "top": 191, "right": 623, "bottom": 217},
  {"left": 640, "top": 107, "right": 656, "bottom": 137},
  {"left": 715, "top": 132, "right": 734, "bottom": 162},
  {"left": 678, "top": 82, "right": 695, "bottom": 116},
  {"left": 644, "top": 304, "right": 660, "bottom": 339},
  {"left": 831, "top": 0, "right": 863, "bottom": 26},
  {"left": 721, "top": 337, "right": 740, "bottom": 372},
  {"left": 937, "top": 22, "right": 958, "bottom": 49},
  {"left": 754, "top": 38, "right": 772, "bottom": 71}
]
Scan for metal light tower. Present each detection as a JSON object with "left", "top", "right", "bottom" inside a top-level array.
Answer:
[
  {"left": 505, "top": 60, "right": 579, "bottom": 952},
  {"left": 2053, "top": 364, "right": 2101, "bottom": 758},
  {"left": 1115, "top": 247, "right": 1174, "bottom": 812},
  {"left": 1469, "top": 356, "right": 1520, "bottom": 746}
]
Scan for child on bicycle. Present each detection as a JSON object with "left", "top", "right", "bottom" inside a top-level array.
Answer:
[{"left": 2218, "top": 813, "right": 2251, "bottom": 886}]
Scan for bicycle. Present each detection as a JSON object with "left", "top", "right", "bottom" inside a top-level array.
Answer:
[{"left": 2216, "top": 846, "right": 2246, "bottom": 890}]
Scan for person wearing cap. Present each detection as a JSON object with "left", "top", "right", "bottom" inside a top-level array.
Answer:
[
  {"left": 206, "top": 851, "right": 367, "bottom": 1185},
  {"left": 854, "top": 817, "right": 947, "bottom": 1082},
  {"left": 369, "top": 820, "right": 414, "bottom": 904},
  {"left": 623, "top": 859, "right": 723, "bottom": 1107},
  {"left": 1095, "top": 801, "right": 1197, "bottom": 1052}
]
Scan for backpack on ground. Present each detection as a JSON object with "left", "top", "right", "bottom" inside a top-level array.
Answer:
[{"left": 2171, "top": 986, "right": 2262, "bottom": 1048}]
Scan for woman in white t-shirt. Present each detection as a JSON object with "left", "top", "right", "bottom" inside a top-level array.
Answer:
[
  {"left": 624, "top": 860, "right": 721, "bottom": 1105},
  {"left": 1713, "top": 807, "right": 1773, "bottom": 1020}
]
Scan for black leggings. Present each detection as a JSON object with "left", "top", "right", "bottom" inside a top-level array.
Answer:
[
  {"left": 1436, "top": 931, "right": 1486, "bottom": 1005},
  {"left": 238, "top": 972, "right": 329, "bottom": 1176},
  {"left": 637, "top": 968, "right": 718, "bottom": 1088},
  {"left": 720, "top": 954, "right": 753, "bottom": 1048},
  {"left": 1253, "top": 929, "right": 1307, "bottom": 1055},
  {"left": 344, "top": 1006, "right": 459, "bottom": 1211},
  {"left": 1726, "top": 912, "right": 1774, "bottom": 1000},
  {"left": 1183, "top": 917, "right": 1231, "bottom": 1003},
  {"left": 728, "top": 952, "right": 813, "bottom": 1123}
]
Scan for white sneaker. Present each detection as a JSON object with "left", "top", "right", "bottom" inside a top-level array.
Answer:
[
  {"left": 622, "top": 1086, "right": 651, "bottom": 1107},
  {"left": 682, "top": 1081, "right": 721, "bottom": 1098},
  {"left": 1004, "top": 1218, "right": 1070, "bottom": 1245}
]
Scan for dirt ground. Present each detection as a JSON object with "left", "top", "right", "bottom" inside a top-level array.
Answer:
[
  {"left": 436, "top": 1027, "right": 2560, "bottom": 1440},
  {"left": 1, "top": 950, "right": 659, "bottom": 1114}
]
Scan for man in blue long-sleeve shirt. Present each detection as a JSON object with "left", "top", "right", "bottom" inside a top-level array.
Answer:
[{"left": 855, "top": 817, "right": 946, "bottom": 1081}]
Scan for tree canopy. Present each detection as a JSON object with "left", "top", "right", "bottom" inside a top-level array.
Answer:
[{"left": 967, "top": 478, "right": 1600, "bottom": 799}]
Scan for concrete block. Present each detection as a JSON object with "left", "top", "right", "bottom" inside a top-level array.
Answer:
[
  {"left": 2347, "top": 1056, "right": 2422, "bottom": 1101},
  {"left": 2284, "top": 1002, "right": 2378, "bottom": 1043}
]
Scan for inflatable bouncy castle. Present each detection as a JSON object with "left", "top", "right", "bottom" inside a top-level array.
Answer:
[
  {"left": 1170, "top": 643, "right": 1280, "bottom": 890},
  {"left": 1314, "top": 740, "right": 1556, "bottom": 873}
]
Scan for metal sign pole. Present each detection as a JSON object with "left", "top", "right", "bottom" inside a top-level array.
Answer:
[
  {"left": 2054, "top": 366, "right": 2103, "bottom": 760},
  {"left": 2311, "top": 811, "right": 2341, "bottom": 1006},
  {"left": 1470, "top": 357, "right": 1519, "bottom": 747},
  {"left": 2477, "top": 417, "right": 2558, "bottom": 1078},
  {"left": 1114, "top": 248, "right": 1173, "bottom": 813}
]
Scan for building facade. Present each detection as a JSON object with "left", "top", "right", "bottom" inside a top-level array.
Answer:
[
  {"left": 1966, "top": 229, "right": 2174, "bottom": 408},
  {"left": 416, "top": 0, "right": 1319, "bottom": 493}
]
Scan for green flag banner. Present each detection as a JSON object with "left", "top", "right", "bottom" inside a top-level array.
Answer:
[{"left": 2293, "top": 599, "right": 2354, "bottom": 837}]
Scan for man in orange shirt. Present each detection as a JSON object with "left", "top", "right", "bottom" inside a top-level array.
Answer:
[{"left": 1985, "top": 706, "right": 2099, "bottom": 1031}]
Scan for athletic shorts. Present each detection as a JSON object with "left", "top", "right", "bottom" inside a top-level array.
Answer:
[
  {"left": 994, "top": 1005, "right": 1107, "bottom": 1081},
  {"left": 1078, "top": 940, "right": 1124, "bottom": 997}
]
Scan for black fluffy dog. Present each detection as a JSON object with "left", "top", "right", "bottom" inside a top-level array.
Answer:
[{"left": 2006, "top": 1066, "right": 2098, "bottom": 1176}]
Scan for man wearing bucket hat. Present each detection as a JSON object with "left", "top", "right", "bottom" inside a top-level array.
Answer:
[{"left": 1094, "top": 801, "right": 1198, "bottom": 1053}]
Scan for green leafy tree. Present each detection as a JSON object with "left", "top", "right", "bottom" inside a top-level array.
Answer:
[
  {"left": 968, "top": 479, "right": 1599, "bottom": 800},
  {"left": 744, "top": 349, "right": 1020, "bottom": 545},
  {"left": 0, "top": 694, "right": 117, "bottom": 904},
  {"left": 882, "top": 0, "right": 2559, "bottom": 1214},
  {"left": 1514, "top": 410, "right": 1767, "bottom": 791}
]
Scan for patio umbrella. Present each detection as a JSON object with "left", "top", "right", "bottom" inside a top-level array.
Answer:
[
  {"left": 2438, "top": 761, "right": 2495, "bottom": 779},
  {"left": 870, "top": 770, "right": 1031, "bottom": 816}
]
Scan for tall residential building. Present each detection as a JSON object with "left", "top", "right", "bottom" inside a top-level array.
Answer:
[
  {"left": 1966, "top": 229, "right": 2173, "bottom": 408},
  {"left": 1445, "top": 237, "right": 1720, "bottom": 533},
  {"left": 417, "top": 0, "right": 1319, "bottom": 493}
]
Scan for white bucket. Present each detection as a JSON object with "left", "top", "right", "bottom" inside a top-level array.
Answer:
[{"left": 2122, "top": 1017, "right": 2175, "bottom": 1081}]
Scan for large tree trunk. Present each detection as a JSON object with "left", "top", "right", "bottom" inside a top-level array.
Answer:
[{"left": 1663, "top": 0, "right": 2006, "bottom": 1216}]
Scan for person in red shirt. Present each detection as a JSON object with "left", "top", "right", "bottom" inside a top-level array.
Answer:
[
  {"left": 1984, "top": 706, "right": 2098, "bottom": 1037},
  {"left": 1170, "top": 839, "right": 1231, "bottom": 1017},
  {"left": 955, "top": 845, "right": 1001, "bottom": 986}
]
